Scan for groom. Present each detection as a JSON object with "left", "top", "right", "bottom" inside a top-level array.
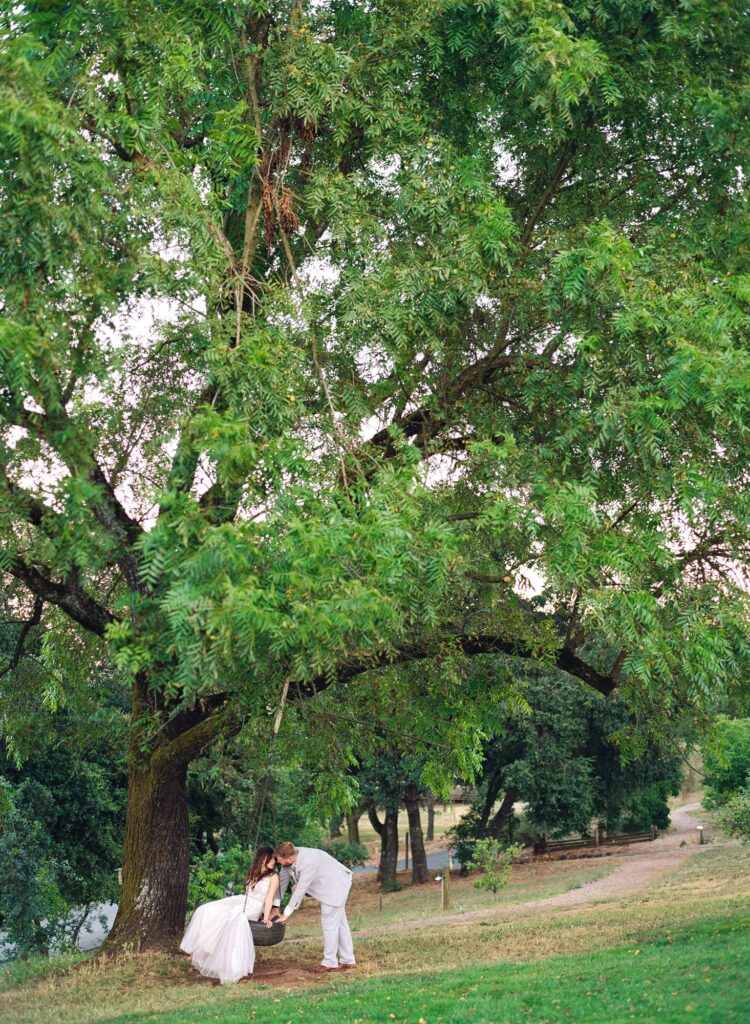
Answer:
[{"left": 273, "top": 841, "right": 356, "bottom": 972}]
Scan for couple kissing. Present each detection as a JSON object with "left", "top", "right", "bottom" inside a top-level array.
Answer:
[{"left": 180, "top": 842, "right": 356, "bottom": 984}]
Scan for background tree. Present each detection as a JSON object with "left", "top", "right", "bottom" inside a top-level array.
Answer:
[
  {"left": 359, "top": 751, "right": 403, "bottom": 891},
  {"left": 701, "top": 718, "right": 750, "bottom": 808},
  {"left": 2, "top": 0, "right": 750, "bottom": 951},
  {"left": 357, "top": 749, "right": 431, "bottom": 887},
  {"left": 403, "top": 778, "right": 430, "bottom": 885},
  {"left": 449, "top": 666, "right": 683, "bottom": 864},
  {"left": 0, "top": 619, "right": 127, "bottom": 957},
  {"left": 424, "top": 791, "right": 437, "bottom": 843}
]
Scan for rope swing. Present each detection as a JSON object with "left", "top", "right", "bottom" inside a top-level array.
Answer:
[{"left": 244, "top": 677, "right": 291, "bottom": 915}]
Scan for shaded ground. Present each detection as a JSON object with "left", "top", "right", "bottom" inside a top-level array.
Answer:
[{"left": 238, "top": 959, "right": 333, "bottom": 988}]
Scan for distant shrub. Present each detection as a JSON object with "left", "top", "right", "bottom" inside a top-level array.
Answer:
[
  {"left": 468, "top": 839, "right": 522, "bottom": 896},
  {"left": 716, "top": 782, "right": 750, "bottom": 843},
  {"left": 323, "top": 838, "right": 369, "bottom": 868},
  {"left": 619, "top": 780, "right": 675, "bottom": 832},
  {"left": 446, "top": 808, "right": 483, "bottom": 869},
  {"left": 0, "top": 799, "right": 66, "bottom": 957},
  {"left": 511, "top": 811, "right": 538, "bottom": 849}
]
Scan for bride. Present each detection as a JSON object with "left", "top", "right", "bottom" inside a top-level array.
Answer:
[{"left": 180, "top": 846, "right": 280, "bottom": 984}]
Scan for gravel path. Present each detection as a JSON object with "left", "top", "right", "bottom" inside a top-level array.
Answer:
[{"left": 349, "top": 800, "right": 720, "bottom": 938}]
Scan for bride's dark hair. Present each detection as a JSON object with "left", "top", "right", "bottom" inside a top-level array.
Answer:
[{"left": 245, "top": 845, "right": 276, "bottom": 889}]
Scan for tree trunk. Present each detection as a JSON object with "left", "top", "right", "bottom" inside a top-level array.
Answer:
[
  {"left": 425, "top": 790, "right": 436, "bottom": 841},
  {"left": 346, "top": 810, "right": 361, "bottom": 844},
  {"left": 328, "top": 814, "right": 344, "bottom": 838},
  {"left": 367, "top": 803, "right": 399, "bottom": 889},
  {"left": 487, "top": 786, "right": 519, "bottom": 842},
  {"left": 103, "top": 754, "right": 190, "bottom": 952},
  {"left": 404, "top": 782, "right": 429, "bottom": 884},
  {"left": 379, "top": 808, "right": 399, "bottom": 889},
  {"left": 478, "top": 768, "right": 504, "bottom": 832},
  {"left": 103, "top": 678, "right": 232, "bottom": 953},
  {"left": 367, "top": 802, "right": 384, "bottom": 881}
]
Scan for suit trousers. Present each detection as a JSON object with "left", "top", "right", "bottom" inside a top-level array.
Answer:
[{"left": 319, "top": 900, "right": 355, "bottom": 968}]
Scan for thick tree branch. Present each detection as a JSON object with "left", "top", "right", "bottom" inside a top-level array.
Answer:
[
  {"left": 2, "top": 403, "right": 144, "bottom": 584},
  {"left": 5, "top": 558, "right": 115, "bottom": 637},
  {"left": 88, "top": 460, "right": 144, "bottom": 549},
  {"left": 519, "top": 138, "right": 579, "bottom": 247},
  {"left": 364, "top": 129, "right": 584, "bottom": 467},
  {"left": 152, "top": 701, "right": 240, "bottom": 769},
  {"left": 297, "top": 633, "right": 617, "bottom": 699},
  {"left": 162, "top": 692, "right": 231, "bottom": 743},
  {"left": 367, "top": 803, "right": 385, "bottom": 837}
]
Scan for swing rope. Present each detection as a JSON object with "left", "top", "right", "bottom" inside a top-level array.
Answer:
[{"left": 243, "top": 678, "right": 290, "bottom": 915}]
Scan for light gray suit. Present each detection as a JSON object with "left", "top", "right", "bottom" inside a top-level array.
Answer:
[{"left": 280, "top": 847, "right": 355, "bottom": 968}]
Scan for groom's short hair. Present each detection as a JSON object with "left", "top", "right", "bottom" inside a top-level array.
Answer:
[{"left": 274, "top": 842, "right": 297, "bottom": 858}]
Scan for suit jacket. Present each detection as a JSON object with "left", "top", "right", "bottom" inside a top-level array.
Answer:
[{"left": 281, "top": 847, "right": 352, "bottom": 916}]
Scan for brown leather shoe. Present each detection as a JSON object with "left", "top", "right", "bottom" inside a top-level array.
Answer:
[
  {"left": 312, "top": 965, "right": 340, "bottom": 973},
  {"left": 339, "top": 963, "right": 357, "bottom": 970}
]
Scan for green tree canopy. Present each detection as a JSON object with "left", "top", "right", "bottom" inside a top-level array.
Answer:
[
  {"left": 449, "top": 666, "right": 683, "bottom": 860},
  {"left": 2, "top": 0, "right": 750, "bottom": 949}
]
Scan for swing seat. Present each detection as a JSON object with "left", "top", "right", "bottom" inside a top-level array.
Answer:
[{"left": 249, "top": 919, "right": 286, "bottom": 946}]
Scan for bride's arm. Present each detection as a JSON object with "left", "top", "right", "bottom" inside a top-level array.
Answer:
[{"left": 263, "top": 874, "right": 280, "bottom": 925}]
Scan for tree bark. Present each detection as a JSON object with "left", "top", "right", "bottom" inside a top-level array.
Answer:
[
  {"left": 478, "top": 768, "right": 504, "bottom": 832},
  {"left": 103, "top": 752, "right": 191, "bottom": 952},
  {"left": 379, "top": 808, "right": 399, "bottom": 889},
  {"left": 103, "top": 679, "right": 234, "bottom": 953},
  {"left": 346, "top": 810, "right": 361, "bottom": 844},
  {"left": 487, "top": 786, "right": 520, "bottom": 842},
  {"left": 404, "top": 782, "right": 429, "bottom": 884},
  {"left": 368, "top": 803, "right": 399, "bottom": 889},
  {"left": 425, "top": 790, "right": 436, "bottom": 842}
]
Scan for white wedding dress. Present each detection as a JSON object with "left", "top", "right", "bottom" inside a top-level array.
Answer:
[{"left": 180, "top": 873, "right": 274, "bottom": 984}]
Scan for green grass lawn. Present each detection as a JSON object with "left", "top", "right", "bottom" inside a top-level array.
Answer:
[
  {"left": 106, "top": 913, "right": 750, "bottom": 1024},
  {"left": 4, "top": 846, "right": 749, "bottom": 1024}
]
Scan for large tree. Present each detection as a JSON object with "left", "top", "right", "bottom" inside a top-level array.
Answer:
[{"left": 2, "top": 1, "right": 750, "bottom": 951}]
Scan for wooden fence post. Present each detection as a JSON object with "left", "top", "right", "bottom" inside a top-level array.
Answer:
[{"left": 443, "top": 865, "right": 451, "bottom": 910}]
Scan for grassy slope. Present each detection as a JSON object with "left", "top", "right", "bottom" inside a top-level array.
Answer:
[
  {"left": 324, "top": 858, "right": 615, "bottom": 933},
  {"left": 115, "top": 915, "right": 750, "bottom": 1024},
  {"left": 3, "top": 845, "right": 749, "bottom": 1024}
]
